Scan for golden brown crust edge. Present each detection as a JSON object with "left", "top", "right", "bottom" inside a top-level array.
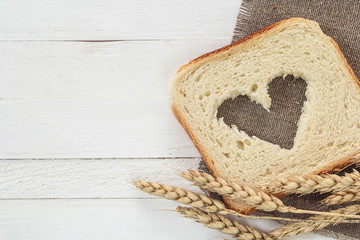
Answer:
[
  {"left": 311, "top": 151, "right": 360, "bottom": 175},
  {"left": 329, "top": 37, "right": 360, "bottom": 89},
  {"left": 171, "top": 103, "right": 217, "bottom": 177},
  {"left": 172, "top": 18, "right": 360, "bottom": 214},
  {"left": 173, "top": 18, "right": 306, "bottom": 214},
  {"left": 177, "top": 16, "right": 360, "bottom": 93},
  {"left": 174, "top": 100, "right": 360, "bottom": 213},
  {"left": 177, "top": 17, "right": 305, "bottom": 74},
  {"left": 172, "top": 103, "right": 255, "bottom": 214},
  {"left": 227, "top": 153, "right": 360, "bottom": 213},
  {"left": 312, "top": 28, "right": 360, "bottom": 174}
]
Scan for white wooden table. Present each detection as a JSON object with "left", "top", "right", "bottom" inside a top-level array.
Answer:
[{"left": 0, "top": 1, "right": 333, "bottom": 239}]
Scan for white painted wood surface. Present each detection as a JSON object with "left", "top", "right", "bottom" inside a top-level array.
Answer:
[
  {"left": 0, "top": 158, "right": 202, "bottom": 198},
  {"left": 0, "top": 40, "right": 227, "bottom": 158},
  {"left": 0, "top": 0, "right": 240, "bottom": 40},
  {"left": 0, "top": 40, "right": 228, "bottom": 99},
  {"left": 0, "top": 199, "right": 332, "bottom": 240},
  {"left": 0, "top": 98, "right": 201, "bottom": 158},
  {"left": 0, "top": 199, "right": 230, "bottom": 240},
  {"left": 0, "top": 0, "right": 332, "bottom": 239}
]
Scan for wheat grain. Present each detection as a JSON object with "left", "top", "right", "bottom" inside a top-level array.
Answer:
[
  {"left": 133, "top": 180, "right": 225, "bottom": 211},
  {"left": 132, "top": 180, "right": 260, "bottom": 220},
  {"left": 180, "top": 170, "right": 285, "bottom": 212},
  {"left": 270, "top": 205, "right": 360, "bottom": 239},
  {"left": 179, "top": 170, "right": 360, "bottom": 219},
  {"left": 177, "top": 206, "right": 272, "bottom": 240},
  {"left": 132, "top": 180, "right": 331, "bottom": 223},
  {"left": 263, "top": 169, "right": 360, "bottom": 195},
  {"left": 323, "top": 190, "right": 360, "bottom": 205},
  {"left": 133, "top": 180, "right": 360, "bottom": 223}
]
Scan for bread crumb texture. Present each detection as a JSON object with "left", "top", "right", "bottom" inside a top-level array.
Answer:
[{"left": 171, "top": 18, "right": 360, "bottom": 187}]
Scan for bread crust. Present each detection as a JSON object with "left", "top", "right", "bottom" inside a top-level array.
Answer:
[
  {"left": 329, "top": 37, "right": 360, "bottom": 89},
  {"left": 173, "top": 97, "right": 360, "bottom": 214},
  {"left": 172, "top": 103, "right": 255, "bottom": 214},
  {"left": 172, "top": 17, "right": 360, "bottom": 214},
  {"left": 177, "top": 18, "right": 303, "bottom": 74}
]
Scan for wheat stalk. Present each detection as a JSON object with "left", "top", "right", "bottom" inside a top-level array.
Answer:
[
  {"left": 270, "top": 205, "right": 360, "bottom": 239},
  {"left": 132, "top": 180, "right": 330, "bottom": 223},
  {"left": 323, "top": 190, "right": 360, "bottom": 205},
  {"left": 353, "top": 157, "right": 360, "bottom": 165},
  {"left": 263, "top": 169, "right": 360, "bottom": 195},
  {"left": 179, "top": 170, "right": 360, "bottom": 219},
  {"left": 177, "top": 206, "right": 272, "bottom": 240}
]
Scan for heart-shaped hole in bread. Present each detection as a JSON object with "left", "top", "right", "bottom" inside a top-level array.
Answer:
[{"left": 217, "top": 75, "right": 307, "bottom": 149}]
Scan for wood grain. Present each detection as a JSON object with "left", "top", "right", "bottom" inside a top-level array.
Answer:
[
  {"left": 0, "top": 1, "right": 332, "bottom": 239},
  {"left": 0, "top": 40, "right": 231, "bottom": 158},
  {"left": 0, "top": 199, "right": 331, "bottom": 240},
  {"left": 0, "top": 199, "right": 229, "bottom": 240},
  {"left": 0, "top": 98, "right": 201, "bottom": 158},
  {"left": 0, "top": 40, "right": 228, "bottom": 99},
  {"left": 0, "top": 0, "right": 240, "bottom": 40},
  {"left": 0, "top": 158, "right": 201, "bottom": 198}
]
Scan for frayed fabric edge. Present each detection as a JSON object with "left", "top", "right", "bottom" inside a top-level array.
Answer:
[{"left": 232, "top": 0, "right": 252, "bottom": 43}]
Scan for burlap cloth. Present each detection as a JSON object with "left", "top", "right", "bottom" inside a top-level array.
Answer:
[{"left": 198, "top": 1, "right": 360, "bottom": 239}]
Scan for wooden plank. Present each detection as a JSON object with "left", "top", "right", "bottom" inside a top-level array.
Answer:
[
  {"left": 0, "top": 158, "right": 202, "bottom": 198},
  {"left": 0, "top": 40, "right": 232, "bottom": 158},
  {"left": 0, "top": 199, "right": 229, "bottom": 240},
  {"left": 0, "top": 99, "right": 200, "bottom": 158},
  {"left": 0, "top": 40, "right": 228, "bottom": 99},
  {"left": 0, "top": 199, "right": 330, "bottom": 240},
  {"left": 0, "top": 0, "right": 240, "bottom": 40}
]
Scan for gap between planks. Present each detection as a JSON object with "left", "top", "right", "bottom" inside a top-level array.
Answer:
[
  {"left": 0, "top": 39, "right": 230, "bottom": 42},
  {"left": 0, "top": 157, "right": 202, "bottom": 161},
  {"left": 0, "top": 158, "right": 203, "bottom": 198},
  {"left": 0, "top": 0, "right": 241, "bottom": 40},
  {"left": 0, "top": 199, "right": 232, "bottom": 240},
  {"left": 0, "top": 199, "right": 326, "bottom": 240}
]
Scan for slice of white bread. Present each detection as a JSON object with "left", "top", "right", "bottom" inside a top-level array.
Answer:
[{"left": 171, "top": 18, "right": 360, "bottom": 213}]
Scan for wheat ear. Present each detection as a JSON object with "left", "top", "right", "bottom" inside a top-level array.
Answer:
[
  {"left": 132, "top": 180, "right": 328, "bottom": 223},
  {"left": 263, "top": 169, "right": 360, "bottom": 195},
  {"left": 323, "top": 190, "right": 360, "bottom": 205},
  {"left": 133, "top": 180, "right": 224, "bottom": 211},
  {"left": 177, "top": 206, "right": 272, "bottom": 240},
  {"left": 270, "top": 205, "right": 360, "bottom": 239},
  {"left": 179, "top": 170, "right": 360, "bottom": 219}
]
